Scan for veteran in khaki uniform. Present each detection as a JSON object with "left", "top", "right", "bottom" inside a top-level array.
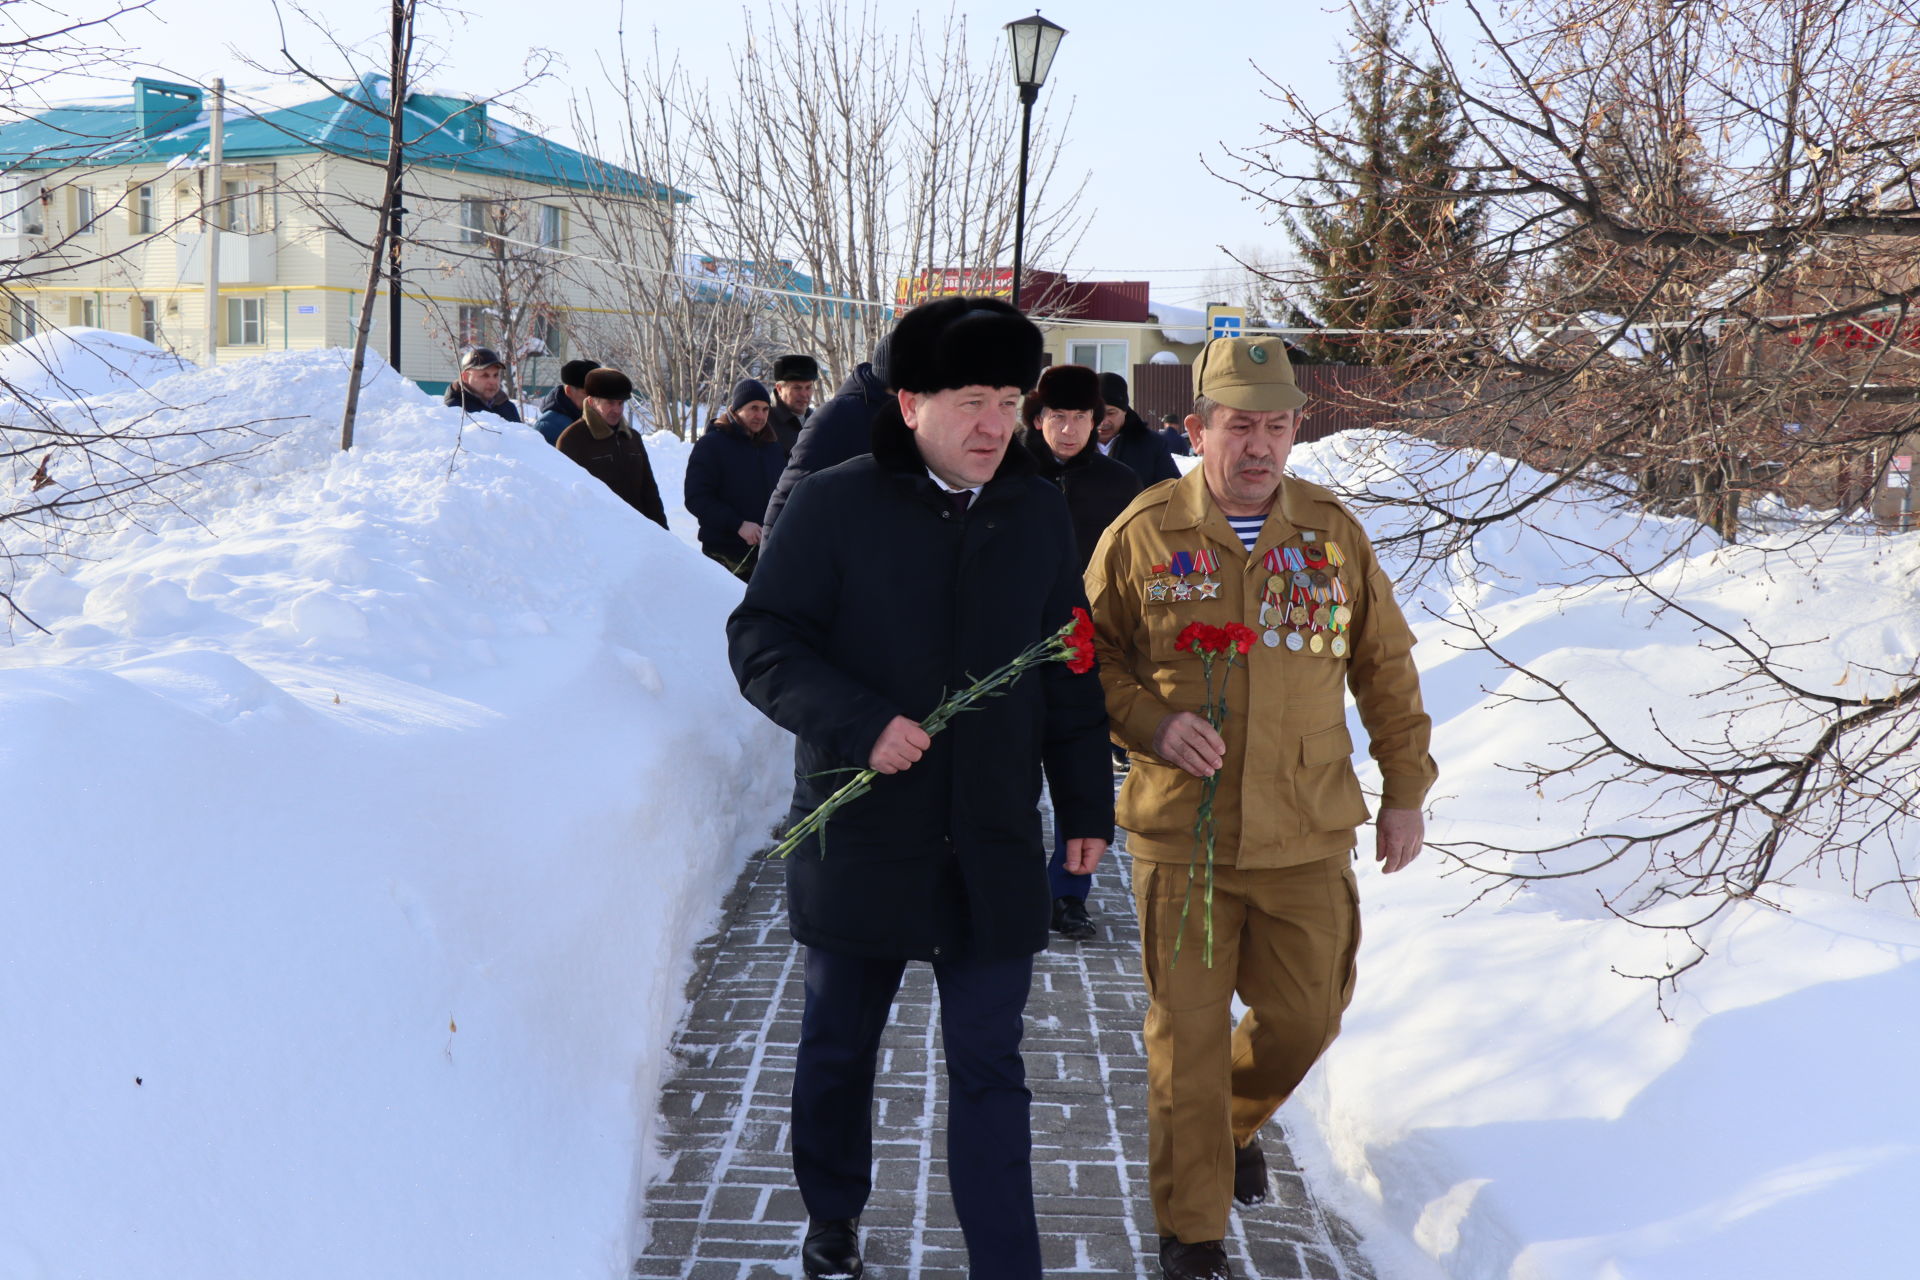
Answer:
[{"left": 1084, "top": 337, "right": 1436, "bottom": 1280}]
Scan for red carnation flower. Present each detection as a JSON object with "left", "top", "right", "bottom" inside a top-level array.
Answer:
[
  {"left": 1223, "top": 622, "right": 1257, "bottom": 655},
  {"left": 1175, "top": 622, "right": 1208, "bottom": 653}
]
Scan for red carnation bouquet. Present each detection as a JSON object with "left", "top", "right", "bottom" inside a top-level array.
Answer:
[
  {"left": 1171, "top": 620, "right": 1257, "bottom": 966},
  {"left": 770, "top": 607, "right": 1098, "bottom": 859}
]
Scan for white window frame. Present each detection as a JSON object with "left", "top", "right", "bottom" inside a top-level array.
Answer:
[
  {"left": 134, "top": 183, "right": 154, "bottom": 234},
  {"left": 11, "top": 299, "right": 39, "bottom": 338},
  {"left": 138, "top": 298, "right": 161, "bottom": 343},
  {"left": 457, "top": 304, "right": 488, "bottom": 345},
  {"left": 226, "top": 296, "right": 265, "bottom": 346},
  {"left": 460, "top": 198, "right": 487, "bottom": 244},
  {"left": 1067, "top": 339, "right": 1130, "bottom": 377},
  {"left": 1, "top": 179, "right": 45, "bottom": 235},
  {"left": 538, "top": 204, "right": 564, "bottom": 247},
  {"left": 73, "top": 186, "right": 97, "bottom": 234},
  {"left": 71, "top": 296, "right": 97, "bottom": 327}
]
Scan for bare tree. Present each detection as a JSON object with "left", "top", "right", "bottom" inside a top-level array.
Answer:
[
  {"left": 568, "top": 0, "right": 1089, "bottom": 425},
  {"left": 1227, "top": 0, "right": 1920, "bottom": 983}
]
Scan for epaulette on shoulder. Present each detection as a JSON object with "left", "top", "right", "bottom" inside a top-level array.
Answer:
[{"left": 1112, "top": 476, "right": 1179, "bottom": 528}]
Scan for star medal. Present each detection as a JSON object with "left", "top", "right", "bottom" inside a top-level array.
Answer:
[
  {"left": 1147, "top": 580, "right": 1169, "bottom": 603},
  {"left": 1191, "top": 548, "right": 1221, "bottom": 598},
  {"left": 1171, "top": 581, "right": 1194, "bottom": 602}
]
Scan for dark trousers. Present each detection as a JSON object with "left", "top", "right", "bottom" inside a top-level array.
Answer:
[
  {"left": 792, "top": 945, "right": 1041, "bottom": 1279},
  {"left": 1046, "top": 817, "right": 1091, "bottom": 901}
]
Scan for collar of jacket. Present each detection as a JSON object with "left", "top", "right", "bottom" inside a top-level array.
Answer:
[
  {"left": 714, "top": 412, "right": 776, "bottom": 444},
  {"left": 580, "top": 401, "right": 632, "bottom": 442},
  {"left": 871, "top": 397, "right": 1037, "bottom": 496},
  {"left": 1158, "top": 467, "right": 1321, "bottom": 559},
  {"left": 1017, "top": 425, "right": 1099, "bottom": 479}
]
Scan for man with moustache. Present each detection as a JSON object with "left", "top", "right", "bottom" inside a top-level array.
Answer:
[
  {"left": 727, "top": 297, "right": 1115, "bottom": 1280},
  {"left": 1084, "top": 336, "right": 1436, "bottom": 1280},
  {"left": 554, "top": 367, "right": 668, "bottom": 529}
]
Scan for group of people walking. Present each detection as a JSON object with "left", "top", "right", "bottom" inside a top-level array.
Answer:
[{"left": 444, "top": 305, "right": 1435, "bottom": 1280}]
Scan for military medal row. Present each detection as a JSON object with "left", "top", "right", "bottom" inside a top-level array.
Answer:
[{"left": 1144, "top": 535, "right": 1357, "bottom": 658}]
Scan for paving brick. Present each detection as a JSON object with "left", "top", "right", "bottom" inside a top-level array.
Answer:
[{"left": 638, "top": 817, "right": 1380, "bottom": 1280}]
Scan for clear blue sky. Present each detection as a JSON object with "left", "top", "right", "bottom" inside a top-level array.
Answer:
[{"left": 42, "top": 0, "right": 1366, "bottom": 307}]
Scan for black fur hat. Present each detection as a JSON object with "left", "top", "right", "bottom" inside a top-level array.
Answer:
[
  {"left": 885, "top": 296, "right": 1044, "bottom": 395},
  {"left": 559, "top": 358, "right": 599, "bottom": 389},
  {"left": 772, "top": 353, "right": 818, "bottom": 382},
  {"left": 1023, "top": 364, "right": 1104, "bottom": 427}
]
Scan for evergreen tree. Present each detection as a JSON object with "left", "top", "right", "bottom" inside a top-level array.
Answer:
[{"left": 1282, "top": 0, "right": 1486, "bottom": 365}]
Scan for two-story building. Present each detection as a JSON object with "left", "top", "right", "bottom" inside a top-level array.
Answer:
[{"left": 0, "top": 74, "right": 671, "bottom": 395}]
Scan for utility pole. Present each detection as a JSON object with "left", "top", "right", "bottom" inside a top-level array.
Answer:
[
  {"left": 203, "top": 77, "right": 224, "bottom": 366},
  {"left": 388, "top": 174, "right": 403, "bottom": 372}
]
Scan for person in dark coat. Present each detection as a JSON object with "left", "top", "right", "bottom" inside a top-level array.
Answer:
[
  {"left": 768, "top": 352, "right": 819, "bottom": 452},
  {"left": 1016, "top": 364, "right": 1142, "bottom": 943},
  {"left": 685, "top": 379, "right": 787, "bottom": 580},
  {"left": 1159, "top": 410, "right": 1193, "bottom": 456},
  {"left": 1096, "top": 370, "right": 1179, "bottom": 487},
  {"left": 442, "top": 346, "right": 523, "bottom": 422},
  {"left": 727, "top": 297, "right": 1114, "bottom": 1280},
  {"left": 554, "top": 368, "right": 668, "bottom": 529},
  {"left": 531, "top": 358, "right": 598, "bottom": 445},
  {"left": 761, "top": 335, "right": 892, "bottom": 532}
]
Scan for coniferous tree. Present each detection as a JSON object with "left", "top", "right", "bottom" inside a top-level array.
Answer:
[{"left": 1282, "top": 0, "right": 1486, "bottom": 365}]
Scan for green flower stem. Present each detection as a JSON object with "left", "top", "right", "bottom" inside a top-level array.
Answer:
[
  {"left": 768, "top": 619, "right": 1081, "bottom": 860},
  {"left": 1171, "top": 648, "right": 1243, "bottom": 969}
]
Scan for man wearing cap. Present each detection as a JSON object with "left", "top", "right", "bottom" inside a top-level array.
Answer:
[
  {"left": 727, "top": 297, "right": 1115, "bottom": 1280},
  {"left": 768, "top": 353, "right": 820, "bottom": 452},
  {"left": 685, "top": 379, "right": 787, "bottom": 580},
  {"left": 762, "top": 336, "right": 893, "bottom": 533},
  {"left": 531, "top": 358, "right": 600, "bottom": 445},
  {"left": 1084, "top": 337, "right": 1436, "bottom": 1280},
  {"left": 1018, "top": 363, "right": 1141, "bottom": 942},
  {"left": 555, "top": 368, "right": 669, "bottom": 530},
  {"left": 1096, "top": 370, "right": 1180, "bottom": 488},
  {"left": 1158, "top": 410, "right": 1193, "bottom": 457},
  {"left": 443, "top": 346, "right": 523, "bottom": 423}
]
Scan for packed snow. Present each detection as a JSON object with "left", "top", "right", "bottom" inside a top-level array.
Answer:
[
  {"left": 0, "top": 326, "right": 197, "bottom": 404},
  {"left": 4, "top": 333, "right": 1916, "bottom": 1279},
  {"left": 1, "top": 342, "right": 787, "bottom": 1279}
]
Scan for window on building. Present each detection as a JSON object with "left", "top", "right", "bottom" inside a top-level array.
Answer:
[
  {"left": 1, "top": 181, "right": 44, "bottom": 235},
  {"left": 70, "top": 297, "right": 97, "bottom": 327},
  {"left": 1067, "top": 339, "right": 1130, "bottom": 377},
  {"left": 221, "top": 180, "right": 264, "bottom": 234},
  {"left": 538, "top": 205, "right": 564, "bottom": 248},
  {"left": 139, "top": 298, "right": 161, "bottom": 344},
  {"left": 457, "top": 305, "right": 489, "bottom": 345},
  {"left": 134, "top": 184, "right": 154, "bottom": 234},
  {"left": 10, "top": 299, "right": 39, "bottom": 339},
  {"left": 73, "top": 186, "right": 97, "bottom": 233},
  {"left": 226, "top": 296, "right": 265, "bottom": 345},
  {"left": 532, "top": 312, "right": 563, "bottom": 358},
  {"left": 460, "top": 198, "right": 487, "bottom": 244}
]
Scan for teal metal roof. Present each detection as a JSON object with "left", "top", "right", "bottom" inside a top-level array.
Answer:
[{"left": 0, "top": 74, "right": 680, "bottom": 201}]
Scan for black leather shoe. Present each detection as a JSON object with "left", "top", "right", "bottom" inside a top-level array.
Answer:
[
  {"left": 1233, "top": 1135, "right": 1269, "bottom": 1206},
  {"left": 802, "top": 1217, "right": 862, "bottom": 1279},
  {"left": 1051, "top": 895, "right": 1097, "bottom": 941},
  {"left": 1159, "top": 1235, "right": 1232, "bottom": 1280}
]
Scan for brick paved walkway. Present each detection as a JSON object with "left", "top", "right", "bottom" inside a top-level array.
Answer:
[{"left": 636, "top": 832, "right": 1378, "bottom": 1280}]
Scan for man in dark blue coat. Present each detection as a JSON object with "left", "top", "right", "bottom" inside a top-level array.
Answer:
[
  {"left": 760, "top": 335, "right": 892, "bottom": 533},
  {"left": 685, "top": 379, "right": 788, "bottom": 580},
  {"left": 727, "top": 297, "right": 1115, "bottom": 1280},
  {"left": 1097, "top": 370, "right": 1180, "bottom": 487},
  {"left": 531, "top": 358, "right": 598, "bottom": 445}
]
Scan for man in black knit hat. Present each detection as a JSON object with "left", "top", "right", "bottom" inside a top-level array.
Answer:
[
  {"left": 1097, "top": 370, "right": 1181, "bottom": 487},
  {"left": 728, "top": 298, "right": 1115, "bottom": 1280}
]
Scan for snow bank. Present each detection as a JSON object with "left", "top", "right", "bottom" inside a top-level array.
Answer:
[
  {"left": 0, "top": 348, "right": 789, "bottom": 1279},
  {"left": 0, "top": 326, "right": 196, "bottom": 404},
  {"left": 1279, "top": 430, "right": 1920, "bottom": 1280}
]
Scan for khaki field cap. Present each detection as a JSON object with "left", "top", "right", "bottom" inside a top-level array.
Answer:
[{"left": 1194, "top": 336, "right": 1307, "bottom": 413}]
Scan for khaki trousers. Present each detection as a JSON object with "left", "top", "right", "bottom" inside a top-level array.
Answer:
[{"left": 1130, "top": 853, "right": 1360, "bottom": 1243}]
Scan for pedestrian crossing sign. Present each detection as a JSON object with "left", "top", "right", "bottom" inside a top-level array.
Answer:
[{"left": 1206, "top": 305, "right": 1247, "bottom": 341}]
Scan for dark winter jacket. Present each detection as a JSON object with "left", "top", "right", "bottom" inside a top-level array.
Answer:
[
  {"left": 726, "top": 415, "right": 1116, "bottom": 962},
  {"left": 442, "top": 382, "right": 523, "bottom": 423},
  {"left": 1019, "top": 429, "right": 1143, "bottom": 574},
  {"left": 761, "top": 362, "right": 892, "bottom": 531},
  {"left": 1158, "top": 425, "right": 1192, "bottom": 457},
  {"left": 532, "top": 386, "right": 581, "bottom": 445},
  {"left": 1103, "top": 410, "right": 1179, "bottom": 487},
  {"left": 685, "top": 415, "right": 789, "bottom": 564},
  {"left": 768, "top": 399, "right": 810, "bottom": 453},
  {"left": 555, "top": 406, "right": 669, "bottom": 529}
]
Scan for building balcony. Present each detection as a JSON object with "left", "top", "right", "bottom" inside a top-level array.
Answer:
[{"left": 176, "top": 231, "right": 278, "bottom": 284}]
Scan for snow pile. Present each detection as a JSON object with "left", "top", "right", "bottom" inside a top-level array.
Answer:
[
  {"left": 0, "top": 347, "right": 788, "bottom": 1279},
  {"left": 1280, "top": 430, "right": 1920, "bottom": 1280},
  {"left": 0, "top": 326, "right": 196, "bottom": 404}
]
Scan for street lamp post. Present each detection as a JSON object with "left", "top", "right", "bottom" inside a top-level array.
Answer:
[{"left": 1003, "top": 11, "right": 1066, "bottom": 312}]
